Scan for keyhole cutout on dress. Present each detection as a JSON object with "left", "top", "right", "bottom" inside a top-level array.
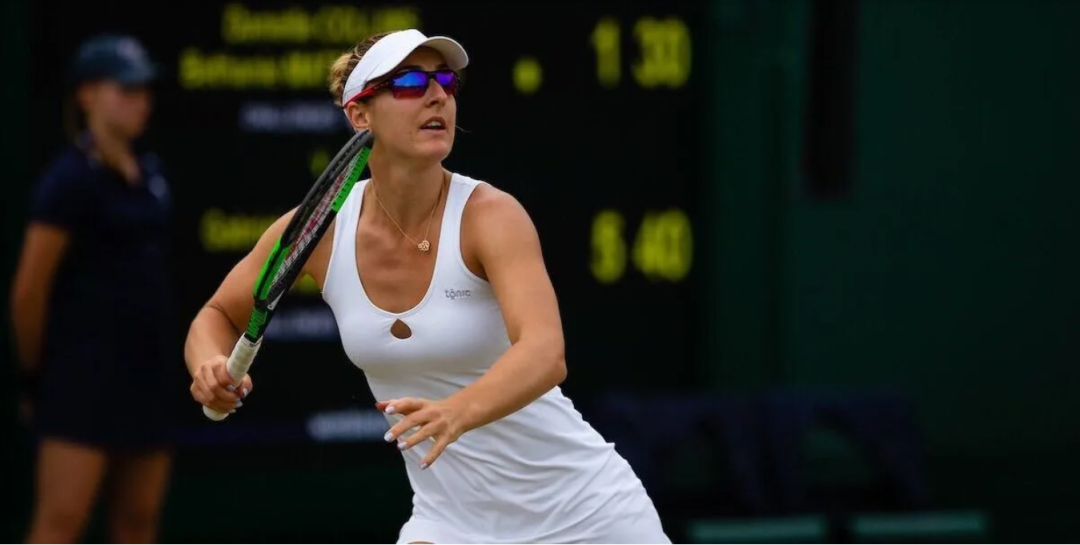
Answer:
[{"left": 390, "top": 319, "right": 413, "bottom": 339}]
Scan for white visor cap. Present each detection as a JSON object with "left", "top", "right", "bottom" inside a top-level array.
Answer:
[{"left": 341, "top": 29, "right": 469, "bottom": 106}]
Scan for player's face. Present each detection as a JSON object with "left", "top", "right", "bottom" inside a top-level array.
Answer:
[
  {"left": 81, "top": 81, "right": 152, "bottom": 140},
  {"left": 350, "top": 48, "right": 457, "bottom": 165}
]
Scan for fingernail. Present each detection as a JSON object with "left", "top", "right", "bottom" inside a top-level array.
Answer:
[
  {"left": 383, "top": 431, "right": 394, "bottom": 442},
  {"left": 236, "top": 400, "right": 243, "bottom": 408},
  {"left": 229, "top": 409, "right": 236, "bottom": 414},
  {"left": 420, "top": 462, "right": 429, "bottom": 470},
  {"left": 227, "top": 385, "right": 237, "bottom": 392},
  {"left": 384, "top": 405, "right": 396, "bottom": 415},
  {"left": 397, "top": 440, "right": 407, "bottom": 450},
  {"left": 242, "top": 388, "right": 250, "bottom": 398}
]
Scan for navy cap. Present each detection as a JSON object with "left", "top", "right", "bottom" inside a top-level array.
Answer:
[{"left": 68, "top": 34, "right": 157, "bottom": 86}]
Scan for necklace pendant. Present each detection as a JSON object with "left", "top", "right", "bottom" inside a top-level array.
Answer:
[{"left": 418, "top": 239, "right": 431, "bottom": 252}]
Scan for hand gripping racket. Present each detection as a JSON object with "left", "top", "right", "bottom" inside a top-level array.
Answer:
[{"left": 204, "top": 129, "right": 374, "bottom": 421}]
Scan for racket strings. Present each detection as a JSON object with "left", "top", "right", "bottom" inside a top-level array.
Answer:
[{"left": 272, "top": 153, "right": 365, "bottom": 286}]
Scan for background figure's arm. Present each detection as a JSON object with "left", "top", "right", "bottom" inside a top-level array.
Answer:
[{"left": 10, "top": 224, "right": 69, "bottom": 372}]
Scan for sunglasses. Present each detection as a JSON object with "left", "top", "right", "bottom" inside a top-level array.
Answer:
[{"left": 350, "top": 69, "right": 461, "bottom": 103}]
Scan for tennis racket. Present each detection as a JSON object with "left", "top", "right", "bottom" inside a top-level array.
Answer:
[{"left": 204, "top": 129, "right": 375, "bottom": 421}]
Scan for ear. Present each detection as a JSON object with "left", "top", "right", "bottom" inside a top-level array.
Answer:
[{"left": 344, "top": 101, "right": 371, "bottom": 132}]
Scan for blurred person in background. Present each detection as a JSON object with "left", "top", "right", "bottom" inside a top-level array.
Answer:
[{"left": 9, "top": 34, "right": 175, "bottom": 543}]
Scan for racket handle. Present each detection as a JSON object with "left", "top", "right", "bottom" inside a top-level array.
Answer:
[{"left": 203, "top": 336, "right": 262, "bottom": 422}]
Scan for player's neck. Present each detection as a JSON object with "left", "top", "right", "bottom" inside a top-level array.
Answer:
[{"left": 368, "top": 160, "right": 446, "bottom": 229}]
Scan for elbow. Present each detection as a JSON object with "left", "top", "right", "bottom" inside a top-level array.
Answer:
[
  {"left": 549, "top": 343, "right": 567, "bottom": 386},
  {"left": 552, "top": 356, "right": 567, "bottom": 386},
  {"left": 517, "top": 332, "right": 567, "bottom": 388}
]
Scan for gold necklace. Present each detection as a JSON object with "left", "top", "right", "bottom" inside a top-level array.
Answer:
[{"left": 372, "top": 173, "right": 445, "bottom": 252}]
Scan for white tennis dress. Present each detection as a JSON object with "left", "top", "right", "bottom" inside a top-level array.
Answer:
[{"left": 322, "top": 174, "right": 669, "bottom": 544}]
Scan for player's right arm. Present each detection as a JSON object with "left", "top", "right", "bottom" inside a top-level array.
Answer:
[{"left": 185, "top": 209, "right": 295, "bottom": 414}]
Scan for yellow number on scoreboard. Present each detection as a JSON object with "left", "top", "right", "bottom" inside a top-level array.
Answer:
[
  {"left": 632, "top": 17, "right": 691, "bottom": 89},
  {"left": 632, "top": 209, "right": 693, "bottom": 281},
  {"left": 590, "top": 18, "right": 621, "bottom": 88},
  {"left": 590, "top": 210, "right": 628, "bottom": 284},
  {"left": 658, "top": 208, "right": 693, "bottom": 281},
  {"left": 592, "top": 208, "right": 692, "bottom": 284}
]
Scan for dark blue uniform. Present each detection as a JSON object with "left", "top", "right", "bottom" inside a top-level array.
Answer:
[{"left": 30, "top": 136, "right": 177, "bottom": 450}]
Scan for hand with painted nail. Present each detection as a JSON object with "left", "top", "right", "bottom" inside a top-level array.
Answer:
[
  {"left": 376, "top": 397, "right": 470, "bottom": 470},
  {"left": 189, "top": 354, "right": 253, "bottom": 416}
]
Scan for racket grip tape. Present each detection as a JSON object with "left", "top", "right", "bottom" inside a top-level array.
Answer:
[{"left": 202, "top": 336, "right": 262, "bottom": 421}]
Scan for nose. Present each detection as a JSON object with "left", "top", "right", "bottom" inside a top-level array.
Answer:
[{"left": 425, "top": 78, "right": 448, "bottom": 106}]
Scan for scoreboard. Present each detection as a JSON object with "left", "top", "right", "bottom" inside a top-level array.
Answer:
[{"left": 31, "top": 0, "right": 712, "bottom": 443}]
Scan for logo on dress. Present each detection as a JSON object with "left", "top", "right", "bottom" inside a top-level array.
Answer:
[{"left": 445, "top": 289, "right": 472, "bottom": 301}]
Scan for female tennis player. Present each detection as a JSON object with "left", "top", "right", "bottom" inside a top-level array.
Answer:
[
  {"left": 11, "top": 35, "right": 176, "bottom": 543},
  {"left": 185, "top": 29, "right": 669, "bottom": 544}
]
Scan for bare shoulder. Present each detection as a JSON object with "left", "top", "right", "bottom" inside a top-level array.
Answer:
[
  {"left": 462, "top": 182, "right": 534, "bottom": 232},
  {"left": 460, "top": 181, "right": 540, "bottom": 279}
]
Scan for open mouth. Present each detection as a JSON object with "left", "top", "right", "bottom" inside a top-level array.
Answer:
[{"left": 420, "top": 116, "right": 447, "bottom": 131}]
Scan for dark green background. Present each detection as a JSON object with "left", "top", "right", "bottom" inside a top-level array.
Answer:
[
  {"left": 706, "top": 0, "right": 1080, "bottom": 540},
  {"left": 4, "top": 0, "right": 1079, "bottom": 542}
]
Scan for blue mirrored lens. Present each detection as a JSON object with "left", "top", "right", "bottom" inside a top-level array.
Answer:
[
  {"left": 392, "top": 71, "right": 429, "bottom": 88},
  {"left": 434, "top": 71, "right": 457, "bottom": 86}
]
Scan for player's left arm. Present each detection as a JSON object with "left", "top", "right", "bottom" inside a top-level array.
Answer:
[
  {"left": 450, "top": 186, "right": 568, "bottom": 425},
  {"left": 379, "top": 186, "right": 567, "bottom": 465}
]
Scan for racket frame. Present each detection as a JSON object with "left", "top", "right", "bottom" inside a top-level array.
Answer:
[{"left": 203, "top": 130, "right": 374, "bottom": 421}]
